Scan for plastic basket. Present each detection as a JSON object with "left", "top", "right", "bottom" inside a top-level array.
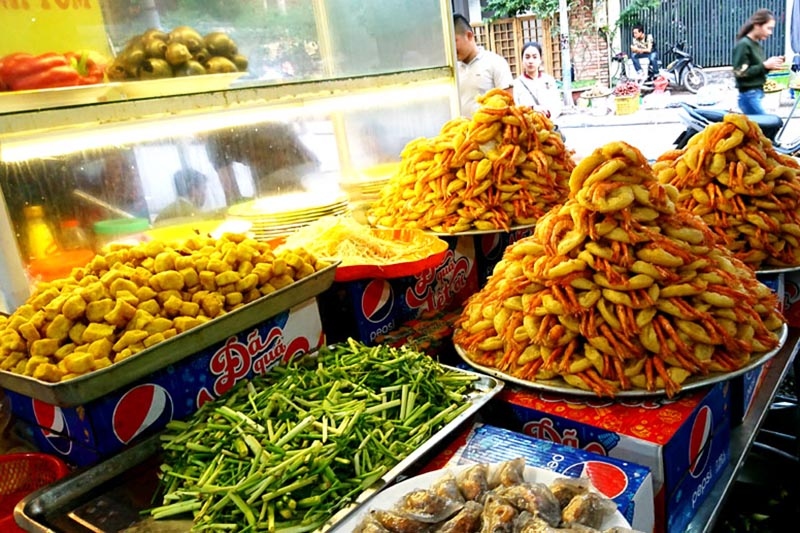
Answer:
[
  {"left": 615, "top": 94, "right": 640, "bottom": 115},
  {"left": 0, "top": 453, "right": 69, "bottom": 532}
]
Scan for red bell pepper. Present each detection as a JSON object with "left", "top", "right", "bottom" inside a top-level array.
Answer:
[
  {"left": 64, "top": 51, "right": 106, "bottom": 85},
  {"left": 0, "top": 50, "right": 107, "bottom": 91}
]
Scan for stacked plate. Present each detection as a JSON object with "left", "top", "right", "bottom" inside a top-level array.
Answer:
[{"left": 227, "top": 192, "right": 350, "bottom": 240}]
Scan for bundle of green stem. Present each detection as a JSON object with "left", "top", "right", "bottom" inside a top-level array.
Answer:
[{"left": 150, "top": 339, "right": 478, "bottom": 532}]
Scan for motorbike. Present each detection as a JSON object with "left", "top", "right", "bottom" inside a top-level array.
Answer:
[
  {"left": 637, "top": 42, "right": 707, "bottom": 94},
  {"left": 674, "top": 101, "right": 800, "bottom": 155}
]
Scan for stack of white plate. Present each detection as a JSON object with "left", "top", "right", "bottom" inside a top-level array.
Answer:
[{"left": 227, "top": 192, "right": 350, "bottom": 240}]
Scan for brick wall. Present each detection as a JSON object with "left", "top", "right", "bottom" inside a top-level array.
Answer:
[{"left": 568, "top": 0, "right": 610, "bottom": 85}]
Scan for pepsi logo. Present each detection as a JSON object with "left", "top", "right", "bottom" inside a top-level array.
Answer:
[
  {"left": 32, "top": 399, "right": 72, "bottom": 455},
  {"left": 562, "top": 461, "right": 628, "bottom": 499},
  {"left": 688, "top": 405, "right": 713, "bottom": 477},
  {"left": 112, "top": 384, "right": 174, "bottom": 444},
  {"left": 361, "top": 279, "right": 394, "bottom": 324},
  {"left": 480, "top": 233, "right": 504, "bottom": 260}
]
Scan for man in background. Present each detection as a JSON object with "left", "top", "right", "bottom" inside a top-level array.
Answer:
[
  {"left": 155, "top": 168, "right": 208, "bottom": 223},
  {"left": 453, "top": 13, "right": 514, "bottom": 117},
  {"left": 630, "top": 24, "right": 658, "bottom": 78}
]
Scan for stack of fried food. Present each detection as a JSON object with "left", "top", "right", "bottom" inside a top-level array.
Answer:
[
  {"left": 454, "top": 141, "right": 783, "bottom": 397},
  {"left": 653, "top": 113, "right": 800, "bottom": 268},
  {"left": 367, "top": 89, "right": 574, "bottom": 233},
  {"left": 0, "top": 234, "right": 328, "bottom": 383}
]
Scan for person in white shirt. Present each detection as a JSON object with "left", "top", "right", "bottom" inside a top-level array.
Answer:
[
  {"left": 453, "top": 13, "right": 514, "bottom": 117},
  {"left": 512, "top": 41, "right": 562, "bottom": 120}
]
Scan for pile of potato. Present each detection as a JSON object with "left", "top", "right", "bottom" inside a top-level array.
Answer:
[
  {"left": 368, "top": 89, "right": 574, "bottom": 233},
  {"left": 654, "top": 114, "right": 800, "bottom": 268},
  {"left": 0, "top": 234, "right": 328, "bottom": 383}
]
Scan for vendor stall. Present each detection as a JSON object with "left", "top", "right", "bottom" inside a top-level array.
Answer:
[{"left": 1, "top": 2, "right": 797, "bottom": 533}]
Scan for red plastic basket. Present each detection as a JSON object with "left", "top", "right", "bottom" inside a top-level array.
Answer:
[{"left": 0, "top": 453, "right": 69, "bottom": 532}]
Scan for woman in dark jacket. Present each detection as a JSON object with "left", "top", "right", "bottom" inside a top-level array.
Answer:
[{"left": 733, "top": 9, "right": 785, "bottom": 114}]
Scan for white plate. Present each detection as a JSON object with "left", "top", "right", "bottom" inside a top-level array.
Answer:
[
  {"left": 332, "top": 463, "right": 631, "bottom": 531},
  {"left": 0, "top": 83, "right": 118, "bottom": 113},
  {"left": 455, "top": 323, "right": 788, "bottom": 398},
  {"left": 113, "top": 72, "right": 243, "bottom": 99}
]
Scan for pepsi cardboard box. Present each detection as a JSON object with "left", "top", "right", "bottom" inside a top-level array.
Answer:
[
  {"left": 436, "top": 423, "right": 655, "bottom": 532},
  {"left": 729, "top": 361, "right": 770, "bottom": 426},
  {"left": 318, "top": 240, "right": 478, "bottom": 345},
  {"left": 494, "top": 383, "right": 730, "bottom": 533},
  {"left": 6, "top": 299, "right": 323, "bottom": 466},
  {"left": 782, "top": 272, "right": 800, "bottom": 326}
]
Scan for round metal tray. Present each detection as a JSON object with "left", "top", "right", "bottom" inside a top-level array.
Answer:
[
  {"left": 755, "top": 265, "right": 800, "bottom": 275},
  {"left": 454, "top": 323, "right": 788, "bottom": 398},
  {"left": 423, "top": 223, "right": 536, "bottom": 237}
]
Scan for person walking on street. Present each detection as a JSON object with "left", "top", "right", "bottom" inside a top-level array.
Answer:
[
  {"left": 733, "top": 9, "right": 785, "bottom": 115},
  {"left": 512, "top": 41, "right": 562, "bottom": 119},
  {"left": 630, "top": 25, "right": 657, "bottom": 78},
  {"left": 453, "top": 13, "right": 513, "bottom": 117}
]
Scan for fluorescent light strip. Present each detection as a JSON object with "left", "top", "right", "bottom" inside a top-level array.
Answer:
[{"left": 1, "top": 81, "right": 454, "bottom": 162}]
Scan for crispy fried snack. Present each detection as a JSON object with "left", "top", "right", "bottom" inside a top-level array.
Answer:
[
  {"left": 654, "top": 114, "right": 800, "bottom": 268},
  {"left": 455, "top": 141, "right": 784, "bottom": 397},
  {"left": 368, "top": 89, "right": 574, "bottom": 233},
  {"left": 0, "top": 234, "right": 328, "bottom": 382}
]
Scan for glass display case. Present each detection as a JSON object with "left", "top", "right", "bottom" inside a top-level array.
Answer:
[{"left": 0, "top": 0, "right": 459, "bottom": 313}]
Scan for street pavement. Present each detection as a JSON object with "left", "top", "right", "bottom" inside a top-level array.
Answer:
[{"left": 558, "top": 85, "right": 800, "bottom": 161}]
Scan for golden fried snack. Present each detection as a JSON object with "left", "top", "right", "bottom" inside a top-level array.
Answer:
[
  {"left": 368, "top": 89, "right": 574, "bottom": 233},
  {"left": 0, "top": 234, "right": 329, "bottom": 383},
  {"left": 455, "top": 141, "right": 783, "bottom": 398},
  {"left": 653, "top": 114, "right": 800, "bottom": 268}
]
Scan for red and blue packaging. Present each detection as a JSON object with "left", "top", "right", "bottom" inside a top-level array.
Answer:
[
  {"left": 318, "top": 228, "right": 534, "bottom": 345},
  {"left": 6, "top": 299, "right": 323, "bottom": 467},
  {"left": 492, "top": 382, "right": 730, "bottom": 533},
  {"left": 440, "top": 423, "right": 654, "bottom": 531}
]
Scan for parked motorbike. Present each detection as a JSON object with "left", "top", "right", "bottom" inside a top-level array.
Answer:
[
  {"left": 673, "top": 102, "right": 800, "bottom": 155},
  {"left": 641, "top": 42, "right": 707, "bottom": 94}
]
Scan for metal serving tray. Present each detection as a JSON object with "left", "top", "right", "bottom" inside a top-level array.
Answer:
[
  {"left": 0, "top": 262, "right": 339, "bottom": 407},
  {"left": 14, "top": 365, "right": 503, "bottom": 533}
]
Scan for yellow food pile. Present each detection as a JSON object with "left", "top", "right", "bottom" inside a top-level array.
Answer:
[
  {"left": 278, "top": 216, "right": 439, "bottom": 267},
  {"left": 368, "top": 89, "right": 574, "bottom": 233},
  {"left": 455, "top": 141, "right": 783, "bottom": 397},
  {"left": 654, "top": 114, "right": 800, "bottom": 268},
  {"left": 0, "top": 234, "right": 328, "bottom": 383}
]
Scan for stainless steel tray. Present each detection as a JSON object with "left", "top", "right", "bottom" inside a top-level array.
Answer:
[
  {"left": 14, "top": 365, "right": 504, "bottom": 533},
  {"left": 455, "top": 323, "right": 788, "bottom": 398},
  {"left": 0, "top": 262, "right": 339, "bottom": 407}
]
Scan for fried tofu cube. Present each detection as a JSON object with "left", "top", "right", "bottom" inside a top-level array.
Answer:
[
  {"left": 180, "top": 301, "right": 200, "bottom": 317},
  {"left": 200, "top": 293, "right": 224, "bottom": 317},
  {"left": 30, "top": 338, "right": 60, "bottom": 357},
  {"left": 132, "top": 266, "right": 152, "bottom": 287},
  {"left": 43, "top": 294, "right": 67, "bottom": 320},
  {"left": 81, "top": 281, "right": 108, "bottom": 303},
  {"left": 1, "top": 330, "right": 26, "bottom": 352},
  {"left": 93, "top": 357, "right": 113, "bottom": 371},
  {"left": 112, "top": 330, "right": 148, "bottom": 352},
  {"left": 63, "top": 351, "right": 94, "bottom": 374},
  {"left": 199, "top": 270, "right": 217, "bottom": 291},
  {"left": 104, "top": 299, "right": 137, "bottom": 327},
  {"left": 54, "top": 342, "right": 76, "bottom": 360},
  {"left": 281, "top": 252, "right": 305, "bottom": 271},
  {"left": 136, "top": 286, "right": 157, "bottom": 301},
  {"left": 115, "top": 290, "right": 139, "bottom": 307},
  {"left": 153, "top": 251, "right": 176, "bottom": 273},
  {"left": 128, "top": 309, "right": 155, "bottom": 331},
  {"left": 151, "top": 270, "right": 185, "bottom": 291},
  {"left": 191, "top": 290, "right": 209, "bottom": 304},
  {"left": 237, "top": 260, "right": 254, "bottom": 276},
  {"left": 62, "top": 294, "right": 87, "bottom": 320},
  {"left": 14, "top": 304, "right": 35, "bottom": 319},
  {"left": 269, "top": 274, "right": 295, "bottom": 290},
  {"left": 143, "top": 332, "right": 165, "bottom": 348},
  {"left": 215, "top": 271, "right": 240, "bottom": 286},
  {"left": 163, "top": 295, "right": 184, "bottom": 316},
  {"left": 225, "top": 292, "right": 243, "bottom": 307},
  {"left": 252, "top": 263, "right": 273, "bottom": 284},
  {"left": 18, "top": 321, "right": 41, "bottom": 342},
  {"left": 45, "top": 315, "right": 73, "bottom": 341},
  {"left": 7, "top": 314, "right": 30, "bottom": 331},
  {"left": 88, "top": 338, "right": 114, "bottom": 359},
  {"left": 82, "top": 322, "right": 116, "bottom": 343},
  {"left": 114, "top": 349, "right": 134, "bottom": 363},
  {"left": 174, "top": 255, "right": 193, "bottom": 271},
  {"left": 260, "top": 283, "right": 277, "bottom": 296},
  {"left": 86, "top": 298, "right": 115, "bottom": 322},
  {"left": 143, "top": 240, "right": 166, "bottom": 258},
  {"left": 217, "top": 284, "right": 235, "bottom": 295},
  {"left": 110, "top": 278, "right": 139, "bottom": 297},
  {"left": 24, "top": 355, "right": 51, "bottom": 376},
  {"left": 244, "top": 289, "right": 262, "bottom": 304},
  {"left": 272, "top": 258, "right": 287, "bottom": 276},
  {"left": 33, "top": 363, "right": 64, "bottom": 383},
  {"left": 296, "top": 262, "right": 315, "bottom": 279},
  {"left": 129, "top": 342, "right": 145, "bottom": 354},
  {"left": 162, "top": 328, "right": 178, "bottom": 340},
  {"left": 173, "top": 316, "right": 201, "bottom": 333},
  {"left": 138, "top": 299, "right": 161, "bottom": 316},
  {"left": 100, "top": 269, "right": 124, "bottom": 287},
  {"left": 30, "top": 287, "right": 59, "bottom": 310},
  {"left": 143, "top": 317, "right": 173, "bottom": 335},
  {"left": 235, "top": 273, "right": 259, "bottom": 293},
  {"left": 33, "top": 362, "right": 64, "bottom": 382},
  {"left": 157, "top": 290, "right": 183, "bottom": 306},
  {"left": 206, "top": 259, "right": 230, "bottom": 274},
  {"left": 180, "top": 267, "right": 199, "bottom": 288},
  {"left": 69, "top": 323, "right": 87, "bottom": 345}
]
